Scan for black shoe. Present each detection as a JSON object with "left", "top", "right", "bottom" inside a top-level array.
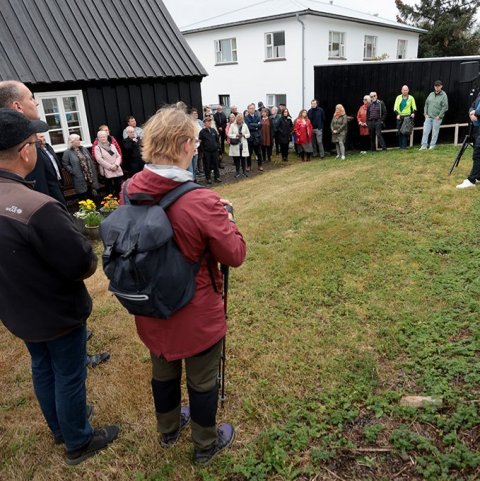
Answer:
[
  {"left": 86, "top": 352, "right": 110, "bottom": 368},
  {"left": 54, "top": 404, "right": 94, "bottom": 445},
  {"left": 234, "top": 173, "right": 241, "bottom": 178},
  {"left": 65, "top": 425, "right": 119, "bottom": 465},
  {"left": 243, "top": 172, "right": 248, "bottom": 177},
  {"left": 194, "top": 423, "right": 235, "bottom": 465},
  {"left": 86, "top": 330, "right": 93, "bottom": 342},
  {"left": 214, "top": 178, "right": 222, "bottom": 183},
  {"left": 160, "top": 406, "right": 191, "bottom": 448}
]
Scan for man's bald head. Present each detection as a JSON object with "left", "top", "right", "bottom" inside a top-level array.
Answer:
[{"left": 0, "top": 81, "right": 40, "bottom": 120}]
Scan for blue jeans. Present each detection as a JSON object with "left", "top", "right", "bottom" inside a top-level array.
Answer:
[
  {"left": 25, "top": 325, "right": 93, "bottom": 452},
  {"left": 421, "top": 117, "right": 442, "bottom": 148}
]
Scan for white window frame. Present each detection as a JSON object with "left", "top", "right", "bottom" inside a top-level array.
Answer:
[
  {"left": 363, "top": 35, "right": 377, "bottom": 59},
  {"left": 266, "top": 94, "right": 287, "bottom": 109},
  {"left": 329, "top": 31, "right": 346, "bottom": 58},
  {"left": 397, "top": 39, "right": 407, "bottom": 59},
  {"left": 265, "top": 31, "right": 286, "bottom": 60},
  {"left": 214, "top": 38, "right": 237, "bottom": 64},
  {"left": 35, "top": 90, "right": 91, "bottom": 153}
]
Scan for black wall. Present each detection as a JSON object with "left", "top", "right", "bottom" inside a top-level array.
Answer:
[
  {"left": 30, "top": 77, "right": 204, "bottom": 144},
  {"left": 314, "top": 57, "right": 480, "bottom": 149}
]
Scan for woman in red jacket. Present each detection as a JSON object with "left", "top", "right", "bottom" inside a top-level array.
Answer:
[
  {"left": 357, "top": 95, "right": 371, "bottom": 154},
  {"left": 293, "top": 109, "right": 313, "bottom": 161},
  {"left": 123, "top": 106, "right": 246, "bottom": 465}
]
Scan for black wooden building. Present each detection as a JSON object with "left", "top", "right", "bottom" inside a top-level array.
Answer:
[
  {"left": 314, "top": 56, "right": 480, "bottom": 149},
  {"left": 0, "top": 0, "right": 207, "bottom": 151}
]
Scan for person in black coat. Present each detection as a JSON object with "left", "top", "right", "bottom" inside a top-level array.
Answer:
[
  {"left": 277, "top": 108, "right": 293, "bottom": 161},
  {"left": 213, "top": 105, "right": 228, "bottom": 158},
  {"left": 123, "top": 126, "right": 145, "bottom": 177},
  {"left": 199, "top": 116, "right": 221, "bottom": 184}
]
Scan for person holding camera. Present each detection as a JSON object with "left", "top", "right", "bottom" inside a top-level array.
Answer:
[
  {"left": 456, "top": 92, "right": 480, "bottom": 189},
  {"left": 228, "top": 113, "right": 250, "bottom": 178},
  {"left": 94, "top": 130, "right": 123, "bottom": 196},
  {"left": 122, "top": 106, "right": 246, "bottom": 465}
]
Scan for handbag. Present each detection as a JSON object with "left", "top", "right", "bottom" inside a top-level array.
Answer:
[
  {"left": 400, "top": 117, "right": 414, "bottom": 135},
  {"left": 230, "top": 138, "right": 239, "bottom": 145}
]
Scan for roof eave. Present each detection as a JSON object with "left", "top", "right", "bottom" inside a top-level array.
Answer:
[{"left": 181, "top": 9, "right": 427, "bottom": 35}]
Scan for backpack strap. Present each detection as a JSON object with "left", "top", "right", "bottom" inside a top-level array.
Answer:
[{"left": 159, "top": 181, "right": 204, "bottom": 210}]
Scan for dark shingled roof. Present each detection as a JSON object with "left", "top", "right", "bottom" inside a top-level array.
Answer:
[{"left": 0, "top": 0, "right": 207, "bottom": 84}]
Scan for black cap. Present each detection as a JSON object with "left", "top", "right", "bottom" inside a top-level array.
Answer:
[
  {"left": 0, "top": 109, "right": 48, "bottom": 151},
  {"left": 434, "top": 80, "right": 443, "bottom": 86}
]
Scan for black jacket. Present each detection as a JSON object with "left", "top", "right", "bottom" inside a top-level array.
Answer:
[
  {"left": 199, "top": 127, "right": 220, "bottom": 153},
  {"left": 0, "top": 170, "right": 95, "bottom": 342},
  {"left": 307, "top": 107, "right": 325, "bottom": 130},
  {"left": 277, "top": 116, "right": 293, "bottom": 143}
]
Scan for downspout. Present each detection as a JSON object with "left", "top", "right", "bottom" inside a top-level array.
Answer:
[{"left": 296, "top": 13, "right": 305, "bottom": 108}]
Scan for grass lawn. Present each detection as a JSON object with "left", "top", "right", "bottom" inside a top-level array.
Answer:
[{"left": 1, "top": 146, "right": 480, "bottom": 481}]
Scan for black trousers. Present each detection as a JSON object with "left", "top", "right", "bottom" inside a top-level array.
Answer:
[
  {"left": 247, "top": 142, "right": 263, "bottom": 168},
  {"left": 368, "top": 120, "right": 386, "bottom": 150},
  {"left": 233, "top": 156, "right": 247, "bottom": 173},
  {"left": 203, "top": 151, "right": 219, "bottom": 180},
  {"left": 280, "top": 143, "right": 289, "bottom": 160},
  {"left": 467, "top": 132, "right": 480, "bottom": 183},
  {"left": 261, "top": 145, "right": 272, "bottom": 162}
]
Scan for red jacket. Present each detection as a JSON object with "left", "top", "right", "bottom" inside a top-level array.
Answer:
[
  {"left": 124, "top": 167, "right": 246, "bottom": 360},
  {"left": 293, "top": 118, "right": 313, "bottom": 145}
]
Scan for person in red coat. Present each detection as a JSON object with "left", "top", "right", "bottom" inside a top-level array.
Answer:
[
  {"left": 293, "top": 109, "right": 313, "bottom": 161},
  {"left": 357, "top": 95, "right": 371, "bottom": 154},
  {"left": 122, "top": 106, "right": 246, "bottom": 465}
]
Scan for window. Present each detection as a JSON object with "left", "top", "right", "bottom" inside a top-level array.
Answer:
[
  {"left": 397, "top": 39, "right": 407, "bottom": 59},
  {"left": 329, "top": 31, "right": 345, "bottom": 58},
  {"left": 266, "top": 94, "right": 287, "bottom": 108},
  {"left": 218, "top": 95, "right": 230, "bottom": 108},
  {"left": 265, "top": 31, "right": 285, "bottom": 60},
  {"left": 214, "top": 38, "right": 237, "bottom": 64},
  {"left": 35, "top": 90, "right": 91, "bottom": 152},
  {"left": 363, "top": 35, "right": 377, "bottom": 59}
]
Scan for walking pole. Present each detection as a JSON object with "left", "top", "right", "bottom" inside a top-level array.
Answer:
[{"left": 218, "top": 263, "right": 229, "bottom": 408}]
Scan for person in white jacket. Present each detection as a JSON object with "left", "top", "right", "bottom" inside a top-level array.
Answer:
[{"left": 228, "top": 113, "right": 250, "bottom": 178}]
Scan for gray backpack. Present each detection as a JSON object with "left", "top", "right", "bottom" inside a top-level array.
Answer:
[{"left": 100, "top": 181, "right": 204, "bottom": 319}]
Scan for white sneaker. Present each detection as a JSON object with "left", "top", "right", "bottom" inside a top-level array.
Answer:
[
  {"left": 335, "top": 155, "right": 340, "bottom": 159},
  {"left": 360, "top": 151, "right": 367, "bottom": 154},
  {"left": 456, "top": 179, "right": 476, "bottom": 189},
  {"left": 341, "top": 156, "right": 345, "bottom": 160},
  {"left": 429, "top": 146, "right": 435, "bottom": 150},
  {"left": 419, "top": 146, "right": 427, "bottom": 150}
]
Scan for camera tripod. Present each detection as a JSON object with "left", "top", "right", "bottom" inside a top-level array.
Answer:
[{"left": 448, "top": 122, "right": 475, "bottom": 176}]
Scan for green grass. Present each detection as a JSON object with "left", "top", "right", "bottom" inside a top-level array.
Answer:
[{"left": 1, "top": 146, "right": 480, "bottom": 480}]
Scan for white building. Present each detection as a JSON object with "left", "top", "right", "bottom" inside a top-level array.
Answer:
[{"left": 181, "top": 0, "right": 424, "bottom": 114}]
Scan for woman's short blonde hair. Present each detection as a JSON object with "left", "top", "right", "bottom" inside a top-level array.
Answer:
[
  {"left": 335, "top": 104, "right": 346, "bottom": 115},
  {"left": 235, "top": 113, "right": 244, "bottom": 123},
  {"left": 142, "top": 106, "right": 196, "bottom": 164},
  {"left": 67, "top": 133, "right": 81, "bottom": 148}
]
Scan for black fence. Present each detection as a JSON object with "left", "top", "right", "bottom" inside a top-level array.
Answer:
[{"left": 314, "top": 56, "right": 480, "bottom": 150}]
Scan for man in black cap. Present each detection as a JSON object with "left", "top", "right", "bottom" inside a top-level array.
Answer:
[
  {"left": 419, "top": 80, "right": 449, "bottom": 150},
  {"left": 0, "top": 109, "right": 119, "bottom": 465},
  {"left": 0, "top": 80, "right": 66, "bottom": 204}
]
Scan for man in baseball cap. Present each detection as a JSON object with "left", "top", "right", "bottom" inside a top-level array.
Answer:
[{"left": 0, "top": 108, "right": 119, "bottom": 465}]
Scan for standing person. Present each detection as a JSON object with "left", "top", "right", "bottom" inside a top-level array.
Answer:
[
  {"left": 123, "top": 125, "right": 144, "bottom": 177},
  {"left": 367, "top": 91, "right": 387, "bottom": 151},
  {"left": 293, "top": 109, "right": 314, "bottom": 161},
  {"left": 270, "top": 107, "right": 282, "bottom": 156},
  {"left": 420, "top": 80, "right": 449, "bottom": 150},
  {"left": 36, "top": 132, "right": 65, "bottom": 200},
  {"left": 456, "top": 93, "right": 480, "bottom": 189},
  {"left": 260, "top": 108, "right": 273, "bottom": 162},
  {"left": 307, "top": 99, "right": 326, "bottom": 158},
  {"left": 331, "top": 104, "right": 348, "bottom": 160},
  {"left": 245, "top": 103, "right": 264, "bottom": 172},
  {"left": 0, "top": 80, "right": 65, "bottom": 204},
  {"left": 277, "top": 108, "right": 293, "bottom": 161},
  {"left": 199, "top": 116, "right": 221, "bottom": 184},
  {"left": 94, "top": 130, "right": 123, "bottom": 196},
  {"left": 357, "top": 95, "right": 371, "bottom": 154},
  {"left": 0, "top": 108, "right": 118, "bottom": 465},
  {"left": 394, "top": 85, "right": 417, "bottom": 149},
  {"left": 230, "top": 105, "right": 239, "bottom": 116},
  {"left": 191, "top": 108, "right": 204, "bottom": 176},
  {"left": 122, "top": 115, "right": 143, "bottom": 139},
  {"left": 214, "top": 105, "right": 228, "bottom": 157},
  {"left": 122, "top": 106, "right": 246, "bottom": 465},
  {"left": 62, "top": 134, "right": 100, "bottom": 200},
  {"left": 91, "top": 124, "right": 122, "bottom": 161},
  {"left": 228, "top": 113, "right": 250, "bottom": 178}
]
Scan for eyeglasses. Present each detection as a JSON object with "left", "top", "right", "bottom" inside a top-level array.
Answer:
[
  {"left": 18, "top": 141, "right": 37, "bottom": 152},
  {"left": 370, "top": 94, "right": 377, "bottom": 98}
]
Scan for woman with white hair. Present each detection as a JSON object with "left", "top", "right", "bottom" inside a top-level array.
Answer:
[
  {"left": 62, "top": 134, "right": 99, "bottom": 199},
  {"left": 94, "top": 130, "right": 123, "bottom": 196}
]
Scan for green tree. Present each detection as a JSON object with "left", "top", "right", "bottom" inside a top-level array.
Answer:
[{"left": 395, "top": 0, "right": 480, "bottom": 57}]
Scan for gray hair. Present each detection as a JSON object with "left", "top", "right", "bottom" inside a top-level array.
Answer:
[
  {"left": 68, "top": 133, "right": 81, "bottom": 148},
  {"left": 0, "top": 80, "right": 21, "bottom": 108}
]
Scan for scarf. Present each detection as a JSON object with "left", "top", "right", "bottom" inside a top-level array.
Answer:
[
  {"left": 146, "top": 164, "right": 194, "bottom": 182},
  {"left": 74, "top": 148, "right": 94, "bottom": 184}
]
